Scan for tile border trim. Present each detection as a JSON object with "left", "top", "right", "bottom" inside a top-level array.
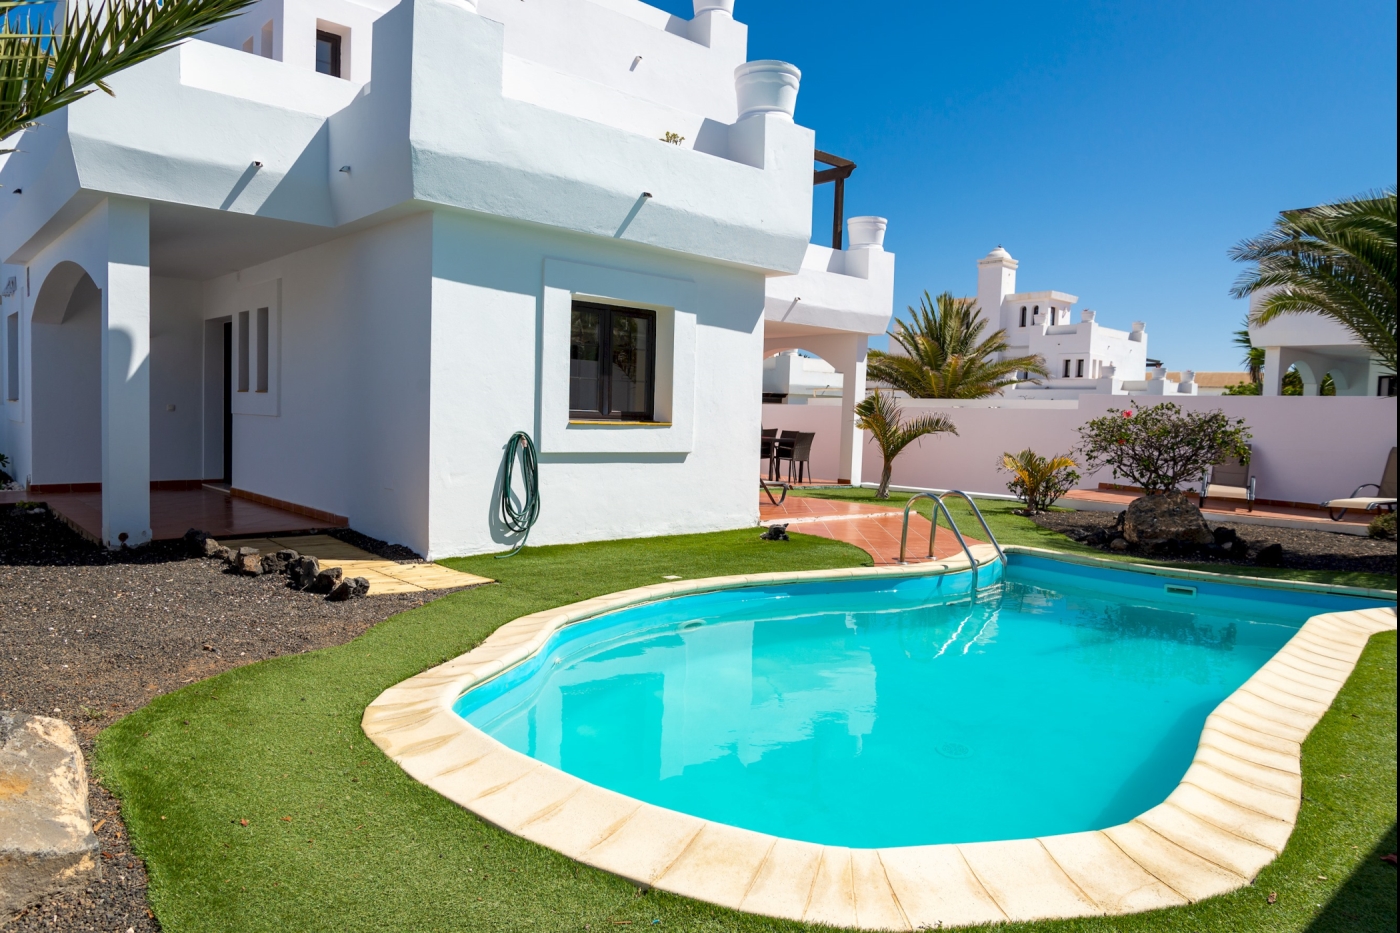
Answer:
[{"left": 363, "top": 547, "right": 1396, "bottom": 930}]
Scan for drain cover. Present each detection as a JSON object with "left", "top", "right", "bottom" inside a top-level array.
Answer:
[{"left": 937, "top": 742, "right": 972, "bottom": 759}]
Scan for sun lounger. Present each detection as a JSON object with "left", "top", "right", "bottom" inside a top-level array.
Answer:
[
  {"left": 1199, "top": 447, "right": 1255, "bottom": 511},
  {"left": 1324, "top": 446, "right": 1397, "bottom": 520}
]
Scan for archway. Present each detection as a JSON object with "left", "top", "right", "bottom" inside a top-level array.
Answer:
[{"left": 30, "top": 261, "right": 102, "bottom": 486}]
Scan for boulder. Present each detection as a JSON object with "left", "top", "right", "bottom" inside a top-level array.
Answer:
[
  {"left": 1122, "top": 492, "right": 1214, "bottom": 550},
  {"left": 287, "top": 556, "right": 321, "bottom": 590},
  {"left": 326, "top": 576, "right": 370, "bottom": 601},
  {"left": 1255, "top": 543, "right": 1284, "bottom": 567},
  {"left": 260, "top": 549, "right": 297, "bottom": 575},
  {"left": 0, "top": 712, "right": 100, "bottom": 915},
  {"left": 275, "top": 549, "right": 300, "bottom": 564},
  {"left": 308, "top": 567, "right": 343, "bottom": 595},
  {"left": 1109, "top": 536, "right": 1130, "bottom": 551},
  {"left": 236, "top": 554, "right": 263, "bottom": 576},
  {"left": 1212, "top": 526, "right": 1238, "bottom": 545}
]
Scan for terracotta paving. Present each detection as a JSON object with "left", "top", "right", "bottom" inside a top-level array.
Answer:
[
  {"left": 1060, "top": 487, "right": 1372, "bottom": 528},
  {"left": 0, "top": 487, "right": 334, "bottom": 543},
  {"left": 759, "top": 494, "right": 983, "bottom": 566}
]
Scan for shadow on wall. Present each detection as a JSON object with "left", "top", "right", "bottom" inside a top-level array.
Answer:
[{"left": 31, "top": 267, "right": 101, "bottom": 486}]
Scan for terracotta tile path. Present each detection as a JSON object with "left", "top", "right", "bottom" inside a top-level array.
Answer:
[
  {"left": 0, "top": 487, "right": 334, "bottom": 543},
  {"left": 759, "top": 494, "right": 983, "bottom": 566},
  {"left": 1060, "top": 487, "right": 1373, "bottom": 528}
]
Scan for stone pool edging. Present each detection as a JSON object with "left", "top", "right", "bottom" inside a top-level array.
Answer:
[{"left": 362, "top": 547, "right": 1397, "bottom": 930}]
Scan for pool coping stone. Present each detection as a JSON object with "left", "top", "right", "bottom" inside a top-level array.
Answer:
[{"left": 364, "top": 546, "right": 1396, "bottom": 930}]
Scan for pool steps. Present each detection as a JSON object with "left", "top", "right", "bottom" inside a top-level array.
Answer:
[{"left": 363, "top": 547, "right": 1396, "bottom": 929}]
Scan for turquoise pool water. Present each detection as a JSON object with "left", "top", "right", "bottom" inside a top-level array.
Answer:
[{"left": 455, "top": 555, "right": 1389, "bottom": 848}]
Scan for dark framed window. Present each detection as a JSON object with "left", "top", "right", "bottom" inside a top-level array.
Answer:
[
  {"left": 1019, "top": 306, "right": 1026, "bottom": 327},
  {"left": 1062, "top": 358, "right": 1072, "bottom": 378},
  {"left": 570, "top": 301, "right": 656, "bottom": 421},
  {"left": 1075, "top": 358, "right": 1084, "bottom": 378},
  {"left": 315, "top": 30, "right": 342, "bottom": 77}
]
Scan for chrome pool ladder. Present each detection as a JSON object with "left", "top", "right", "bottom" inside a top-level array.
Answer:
[{"left": 898, "top": 491, "right": 1006, "bottom": 567}]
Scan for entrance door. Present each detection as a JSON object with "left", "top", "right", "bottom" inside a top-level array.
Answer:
[{"left": 222, "top": 321, "right": 233, "bottom": 484}]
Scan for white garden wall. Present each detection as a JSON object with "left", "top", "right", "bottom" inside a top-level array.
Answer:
[{"left": 763, "top": 395, "right": 1398, "bottom": 506}]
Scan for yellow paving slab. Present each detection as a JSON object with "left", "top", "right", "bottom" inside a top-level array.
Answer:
[{"left": 221, "top": 534, "right": 491, "bottom": 594}]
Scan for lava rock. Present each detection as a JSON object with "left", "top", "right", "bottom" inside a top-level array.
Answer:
[
  {"left": 260, "top": 553, "right": 288, "bottom": 575},
  {"left": 1212, "top": 526, "right": 1238, "bottom": 545},
  {"left": 235, "top": 553, "right": 263, "bottom": 577},
  {"left": 1109, "top": 536, "right": 1130, "bottom": 551},
  {"left": 1227, "top": 539, "right": 1250, "bottom": 560},
  {"left": 1123, "top": 491, "right": 1214, "bottom": 550},
  {"left": 287, "top": 556, "right": 321, "bottom": 590},
  {"left": 308, "top": 566, "right": 344, "bottom": 594},
  {"left": 275, "top": 549, "right": 300, "bottom": 564},
  {"left": 182, "top": 528, "right": 212, "bottom": 557},
  {"left": 759, "top": 523, "right": 790, "bottom": 542},
  {"left": 1255, "top": 543, "right": 1284, "bottom": 567},
  {"left": 0, "top": 711, "right": 101, "bottom": 915},
  {"left": 326, "top": 576, "right": 370, "bottom": 601}
]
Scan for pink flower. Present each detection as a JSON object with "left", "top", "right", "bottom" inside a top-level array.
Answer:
[{"left": 1122, "top": 410, "right": 1133, "bottom": 418}]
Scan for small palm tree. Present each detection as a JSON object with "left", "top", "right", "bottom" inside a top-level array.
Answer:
[
  {"left": 855, "top": 390, "right": 957, "bottom": 499},
  {"left": 1232, "top": 317, "right": 1264, "bottom": 385},
  {"left": 999, "top": 449, "right": 1079, "bottom": 514},
  {"left": 2, "top": 0, "right": 258, "bottom": 150},
  {"left": 867, "top": 291, "right": 1048, "bottom": 399},
  {"left": 1230, "top": 188, "right": 1397, "bottom": 375}
]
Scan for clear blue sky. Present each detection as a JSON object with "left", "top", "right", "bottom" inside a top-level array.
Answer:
[{"left": 652, "top": 0, "right": 1398, "bottom": 370}]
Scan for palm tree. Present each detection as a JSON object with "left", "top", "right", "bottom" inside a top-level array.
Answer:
[
  {"left": 2, "top": 0, "right": 257, "bottom": 151},
  {"left": 854, "top": 389, "right": 957, "bottom": 499},
  {"left": 1230, "top": 188, "right": 1397, "bottom": 375},
  {"left": 1232, "top": 317, "right": 1264, "bottom": 385},
  {"left": 867, "top": 291, "right": 1048, "bottom": 398}
]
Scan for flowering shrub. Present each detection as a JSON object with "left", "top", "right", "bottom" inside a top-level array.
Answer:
[
  {"left": 1076, "top": 402, "right": 1251, "bottom": 494},
  {"left": 1000, "top": 449, "right": 1080, "bottom": 513}
]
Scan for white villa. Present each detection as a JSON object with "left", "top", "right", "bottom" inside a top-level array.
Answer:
[
  {"left": 1247, "top": 291, "right": 1394, "bottom": 397},
  {"left": 0, "top": 0, "right": 893, "bottom": 555},
  {"left": 973, "top": 246, "right": 1199, "bottom": 399}
]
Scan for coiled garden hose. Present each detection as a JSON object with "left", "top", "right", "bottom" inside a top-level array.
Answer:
[{"left": 496, "top": 431, "right": 540, "bottom": 558}]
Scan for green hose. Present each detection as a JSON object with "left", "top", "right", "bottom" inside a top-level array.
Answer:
[{"left": 496, "top": 431, "right": 540, "bottom": 558}]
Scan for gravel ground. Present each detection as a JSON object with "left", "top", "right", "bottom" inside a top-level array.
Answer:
[
  {"left": 0, "top": 505, "right": 460, "bottom": 931},
  {"left": 1031, "top": 509, "right": 1398, "bottom": 576}
]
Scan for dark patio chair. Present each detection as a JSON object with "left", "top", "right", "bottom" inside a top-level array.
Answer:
[
  {"left": 777, "top": 432, "right": 815, "bottom": 484},
  {"left": 771, "top": 430, "right": 799, "bottom": 481}
]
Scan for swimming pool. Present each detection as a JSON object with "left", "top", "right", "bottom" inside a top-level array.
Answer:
[{"left": 454, "top": 553, "right": 1391, "bottom": 849}]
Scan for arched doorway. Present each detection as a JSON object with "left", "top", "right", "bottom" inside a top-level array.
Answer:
[{"left": 30, "top": 262, "right": 102, "bottom": 486}]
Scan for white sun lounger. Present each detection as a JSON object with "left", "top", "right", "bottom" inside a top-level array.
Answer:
[{"left": 1324, "top": 447, "right": 1397, "bottom": 520}]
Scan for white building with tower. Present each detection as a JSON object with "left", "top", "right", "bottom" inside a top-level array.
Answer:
[
  {"left": 973, "top": 246, "right": 1196, "bottom": 399},
  {"left": 0, "top": 0, "right": 891, "bottom": 554}
]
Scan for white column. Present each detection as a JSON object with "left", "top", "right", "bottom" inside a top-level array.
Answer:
[
  {"left": 836, "top": 335, "right": 867, "bottom": 486},
  {"left": 1262, "top": 346, "right": 1284, "bottom": 396},
  {"left": 100, "top": 198, "right": 151, "bottom": 548}
]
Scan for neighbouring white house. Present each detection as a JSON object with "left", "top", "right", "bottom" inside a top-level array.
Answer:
[
  {"left": 0, "top": 0, "right": 890, "bottom": 555},
  {"left": 762, "top": 351, "right": 843, "bottom": 404},
  {"left": 971, "top": 246, "right": 1199, "bottom": 399},
  {"left": 1247, "top": 291, "right": 1394, "bottom": 397}
]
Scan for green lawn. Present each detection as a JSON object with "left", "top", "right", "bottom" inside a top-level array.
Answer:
[
  {"left": 95, "top": 525, "right": 1396, "bottom": 932},
  {"left": 790, "top": 485, "right": 1398, "bottom": 592}
]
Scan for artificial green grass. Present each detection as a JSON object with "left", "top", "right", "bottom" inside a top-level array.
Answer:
[
  {"left": 790, "top": 485, "right": 1398, "bottom": 591},
  {"left": 95, "top": 527, "right": 1396, "bottom": 932}
]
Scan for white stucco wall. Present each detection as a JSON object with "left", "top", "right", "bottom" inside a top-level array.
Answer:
[{"left": 763, "top": 396, "right": 1398, "bottom": 506}]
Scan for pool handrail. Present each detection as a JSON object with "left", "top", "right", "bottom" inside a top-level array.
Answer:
[
  {"left": 899, "top": 493, "right": 978, "bottom": 568},
  {"left": 937, "top": 491, "right": 1007, "bottom": 564}
]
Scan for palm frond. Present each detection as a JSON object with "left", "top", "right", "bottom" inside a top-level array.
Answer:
[
  {"left": 869, "top": 290, "right": 1048, "bottom": 399},
  {"left": 1230, "top": 188, "right": 1397, "bottom": 373},
  {"left": 2, "top": 0, "right": 259, "bottom": 150}
]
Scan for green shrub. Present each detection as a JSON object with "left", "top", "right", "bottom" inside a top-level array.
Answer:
[
  {"left": 1000, "top": 449, "right": 1080, "bottom": 513},
  {"left": 1368, "top": 511, "right": 1396, "bottom": 539},
  {"left": 1077, "top": 401, "right": 1251, "bottom": 494}
]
